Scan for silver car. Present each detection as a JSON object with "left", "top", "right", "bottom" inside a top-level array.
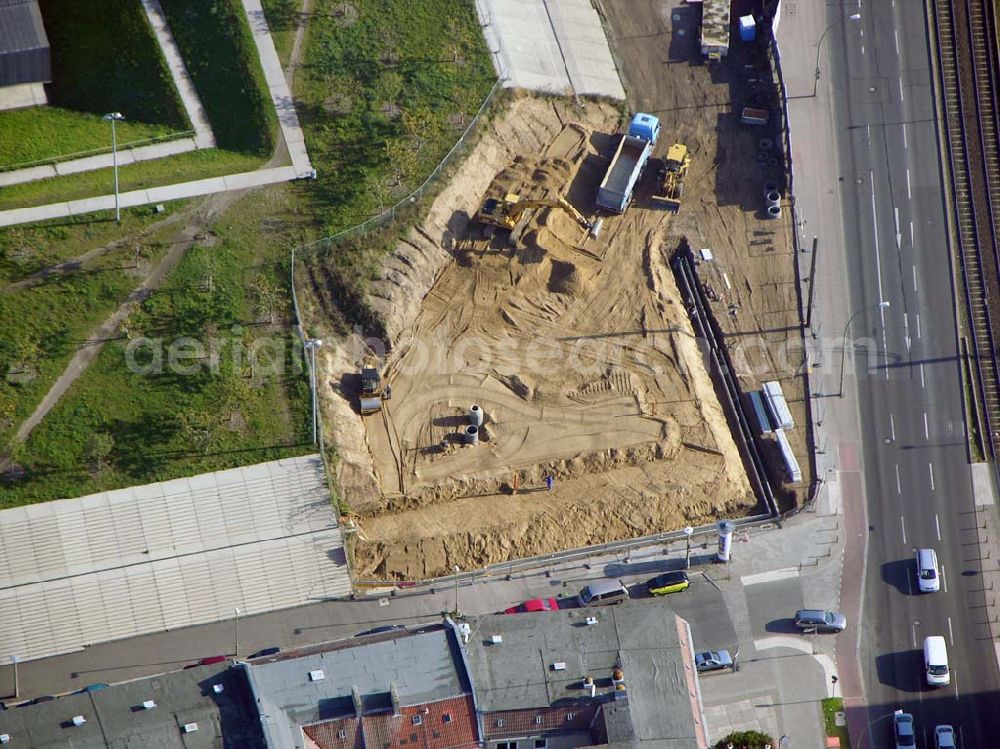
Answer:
[
  {"left": 894, "top": 710, "right": 915, "bottom": 749},
  {"left": 694, "top": 649, "right": 733, "bottom": 673},
  {"left": 795, "top": 609, "right": 847, "bottom": 633},
  {"left": 934, "top": 725, "right": 956, "bottom": 749}
]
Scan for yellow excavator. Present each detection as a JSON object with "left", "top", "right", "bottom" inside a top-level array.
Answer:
[
  {"left": 651, "top": 143, "right": 691, "bottom": 211},
  {"left": 475, "top": 193, "right": 603, "bottom": 243}
]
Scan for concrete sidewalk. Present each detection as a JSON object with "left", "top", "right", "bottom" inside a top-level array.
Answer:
[{"left": 0, "top": 0, "right": 313, "bottom": 227}]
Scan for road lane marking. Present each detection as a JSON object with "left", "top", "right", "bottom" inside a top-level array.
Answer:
[
  {"left": 954, "top": 669, "right": 959, "bottom": 700},
  {"left": 911, "top": 621, "right": 917, "bottom": 648},
  {"left": 861, "top": 44, "right": 865, "bottom": 55},
  {"left": 910, "top": 221, "right": 914, "bottom": 247},
  {"left": 906, "top": 167, "right": 912, "bottom": 198},
  {"left": 740, "top": 567, "right": 799, "bottom": 586},
  {"left": 924, "top": 412, "right": 930, "bottom": 440},
  {"left": 920, "top": 362, "right": 926, "bottom": 388},
  {"left": 894, "top": 29, "right": 899, "bottom": 54},
  {"left": 912, "top": 264, "right": 917, "bottom": 291},
  {"left": 890, "top": 413, "right": 896, "bottom": 441},
  {"left": 916, "top": 313, "right": 921, "bottom": 338},
  {"left": 899, "top": 77, "right": 905, "bottom": 101},
  {"left": 929, "top": 462, "right": 935, "bottom": 491},
  {"left": 901, "top": 515, "right": 908, "bottom": 545},
  {"left": 870, "top": 173, "right": 889, "bottom": 378},
  {"left": 942, "top": 563, "right": 948, "bottom": 592},
  {"left": 904, "top": 312, "right": 911, "bottom": 350},
  {"left": 948, "top": 616, "right": 954, "bottom": 645},
  {"left": 935, "top": 512, "right": 941, "bottom": 540},
  {"left": 903, "top": 122, "right": 908, "bottom": 148},
  {"left": 895, "top": 464, "right": 902, "bottom": 494}
]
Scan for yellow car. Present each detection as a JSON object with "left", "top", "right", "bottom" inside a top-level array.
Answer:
[{"left": 646, "top": 571, "right": 690, "bottom": 596}]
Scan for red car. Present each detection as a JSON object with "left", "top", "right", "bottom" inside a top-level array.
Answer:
[{"left": 504, "top": 597, "right": 559, "bottom": 614}]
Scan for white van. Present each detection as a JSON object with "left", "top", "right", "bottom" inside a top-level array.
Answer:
[
  {"left": 916, "top": 548, "right": 940, "bottom": 593},
  {"left": 924, "top": 635, "right": 950, "bottom": 686},
  {"left": 578, "top": 579, "right": 630, "bottom": 607}
]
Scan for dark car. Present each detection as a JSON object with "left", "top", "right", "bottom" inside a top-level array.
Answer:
[
  {"left": 646, "top": 571, "right": 691, "bottom": 596},
  {"left": 28, "top": 695, "right": 54, "bottom": 706},
  {"left": 354, "top": 625, "right": 406, "bottom": 637},
  {"left": 248, "top": 647, "right": 281, "bottom": 659},
  {"left": 504, "top": 597, "right": 559, "bottom": 614},
  {"left": 694, "top": 650, "right": 734, "bottom": 673}
]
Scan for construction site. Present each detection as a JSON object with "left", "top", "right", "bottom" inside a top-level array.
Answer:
[{"left": 308, "top": 1, "right": 811, "bottom": 580}]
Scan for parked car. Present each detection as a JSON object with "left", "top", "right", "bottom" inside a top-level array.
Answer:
[
  {"left": 916, "top": 548, "right": 941, "bottom": 593},
  {"left": 894, "top": 710, "right": 916, "bottom": 749},
  {"left": 646, "top": 571, "right": 690, "bottom": 596},
  {"left": 28, "top": 695, "right": 54, "bottom": 706},
  {"left": 794, "top": 609, "right": 847, "bottom": 633},
  {"left": 934, "top": 725, "right": 956, "bottom": 749},
  {"left": 694, "top": 649, "right": 733, "bottom": 673},
  {"left": 248, "top": 647, "right": 281, "bottom": 659},
  {"left": 354, "top": 625, "right": 406, "bottom": 637},
  {"left": 504, "top": 597, "right": 559, "bottom": 614},
  {"left": 185, "top": 655, "right": 227, "bottom": 669},
  {"left": 578, "top": 579, "right": 630, "bottom": 607}
]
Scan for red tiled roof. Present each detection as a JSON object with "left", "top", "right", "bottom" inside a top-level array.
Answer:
[
  {"left": 483, "top": 705, "right": 600, "bottom": 739},
  {"left": 306, "top": 696, "right": 479, "bottom": 749}
]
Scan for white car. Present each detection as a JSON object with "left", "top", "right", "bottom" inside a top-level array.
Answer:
[
  {"left": 935, "top": 725, "right": 956, "bottom": 749},
  {"left": 916, "top": 548, "right": 941, "bottom": 593},
  {"left": 894, "top": 710, "right": 915, "bottom": 749}
]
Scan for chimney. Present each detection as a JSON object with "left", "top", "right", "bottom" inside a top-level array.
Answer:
[
  {"left": 390, "top": 683, "right": 401, "bottom": 716},
  {"left": 352, "top": 686, "right": 363, "bottom": 718}
]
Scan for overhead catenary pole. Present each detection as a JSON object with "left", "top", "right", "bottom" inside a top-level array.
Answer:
[
  {"left": 838, "top": 301, "right": 890, "bottom": 397},
  {"left": 813, "top": 14, "right": 862, "bottom": 97}
]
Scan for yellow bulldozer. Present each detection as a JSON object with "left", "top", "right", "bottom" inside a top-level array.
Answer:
[
  {"left": 475, "top": 193, "right": 602, "bottom": 244},
  {"left": 652, "top": 143, "right": 691, "bottom": 211}
]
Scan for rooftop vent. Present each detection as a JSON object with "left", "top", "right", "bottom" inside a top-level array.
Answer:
[
  {"left": 496, "top": 719, "right": 504, "bottom": 728},
  {"left": 585, "top": 616, "right": 598, "bottom": 626},
  {"left": 212, "top": 684, "right": 225, "bottom": 694},
  {"left": 71, "top": 716, "right": 86, "bottom": 727},
  {"left": 566, "top": 713, "right": 575, "bottom": 722},
  {"left": 339, "top": 730, "right": 348, "bottom": 740},
  {"left": 490, "top": 635, "right": 503, "bottom": 645},
  {"left": 0, "top": 734, "right": 9, "bottom": 744},
  {"left": 443, "top": 714, "right": 453, "bottom": 724},
  {"left": 412, "top": 716, "right": 422, "bottom": 726},
  {"left": 182, "top": 723, "right": 199, "bottom": 733},
  {"left": 534, "top": 716, "right": 543, "bottom": 725},
  {"left": 552, "top": 662, "right": 566, "bottom": 671},
  {"left": 309, "top": 670, "right": 325, "bottom": 682},
  {"left": 142, "top": 700, "right": 156, "bottom": 710}
]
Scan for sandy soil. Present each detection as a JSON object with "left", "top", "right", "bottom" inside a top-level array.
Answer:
[
  {"left": 312, "top": 96, "right": 755, "bottom": 580},
  {"left": 306, "top": 1, "right": 813, "bottom": 579}
]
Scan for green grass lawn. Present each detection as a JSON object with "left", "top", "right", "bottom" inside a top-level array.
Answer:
[
  {"left": 822, "top": 697, "right": 852, "bottom": 749},
  {"left": 0, "top": 149, "right": 265, "bottom": 211},
  {"left": 262, "top": 0, "right": 300, "bottom": 66},
  {"left": 159, "top": 0, "right": 278, "bottom": 155},
  {"left": 1, "top": 188, "right": 311, "bottom": 504},
  {"left": 0, "top": 0, "right": 191, "bottom": 166}
]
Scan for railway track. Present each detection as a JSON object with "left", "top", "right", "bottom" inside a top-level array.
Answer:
[{"left": 934, "top": 0, "right": 1000, "bottom": 459}]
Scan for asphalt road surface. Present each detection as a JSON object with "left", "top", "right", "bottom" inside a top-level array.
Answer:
[{"left": 828, "top": 0, "right": 1000, "bottom": 745}]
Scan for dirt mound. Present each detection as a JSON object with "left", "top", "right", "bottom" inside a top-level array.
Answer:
[{"left": 547, "top": 259, "right": 587, "bottom": 295}]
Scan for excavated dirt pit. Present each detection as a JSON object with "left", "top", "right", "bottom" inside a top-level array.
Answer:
[{"left": 313, "top": 96, "right": 759, "bottom": 580}]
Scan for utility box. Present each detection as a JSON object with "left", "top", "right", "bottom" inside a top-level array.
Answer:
[{"left": 739, "top": 15, "right": 756, "bottom": 41}]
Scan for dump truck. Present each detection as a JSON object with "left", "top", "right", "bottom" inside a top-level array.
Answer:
[
  {"left": 476, "top": 193, "right": 602, "bottom": 243},
  {"left": 651, "top": 143, "right": 691, "bottom": 211},
  {"left": 359, "top": 366, "right": 383, "bottom": 415},
  {"left": 596, "top": 113, "right": 661, "bottom": 213}
]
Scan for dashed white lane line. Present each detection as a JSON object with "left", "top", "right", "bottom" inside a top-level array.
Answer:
[
  {"left": 899, "top": 77, "right": 905, "bottom": 101},
  {"left": 929, "top": 462, "right": 936, "bottom": 491},
  {"left": 906, "top": 167, "right": 912, "bottom": 198},
  {"left": 894, "top": 29, "right": 899, "bottom": 54},
  {"left": 942, "top": 563, "right": 948, "bottom": 593},
  {"left": 901, "top": 515, "right": 908, "bottom": 545},
  {"left": 948, "top": 617, "right": 954, "bottom": 645},
  {"left": 911, "top": 621, "right": 918, "bottom": 648},
  {"left": 916, "top": 313, "right": 921, "bottom": 338},
  {"left": 903, "top": 122, "right": 908, "bottom": 148},
  {"left": 920, "top": 363, "right": 926, "bottom": 388},
  {"left": 912, "top": 264, "right": 918, "bottom": 291},
  {"left": 910, "top": 220, "right": 915, "bottom": 247},
  {"left": 890, "top": 413, "right": 897, "bottom": 441},
  {"left": 895, "top": 464, "right": 902, "bottom": 494},
  {"left": 935, "top": 512, "right": 942, "bottom": 541},
  {"left": 924, "top": 411, "right": 930, "bottom": 440},
  {"left": 740, "top": 567, "right": 799, "bottom": 586}
]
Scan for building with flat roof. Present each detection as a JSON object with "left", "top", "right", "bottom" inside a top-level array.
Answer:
[
  {"left": 463, "top": 604, "right": 708, "bottom": 749},
  {"left": 0, "top": 662, "right": 266, "bottom": 748}
]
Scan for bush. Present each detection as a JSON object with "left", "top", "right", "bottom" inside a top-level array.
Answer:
[{"left": 714, "top": 731, "right": 776, "bottom": 749}]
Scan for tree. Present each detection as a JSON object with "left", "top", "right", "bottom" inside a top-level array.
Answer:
[
  {"left": 83, "top": 432, "right": 115, "bottom": 472},
  {"left": 714, "top": 730, "right": 775, "bottom": 749}
]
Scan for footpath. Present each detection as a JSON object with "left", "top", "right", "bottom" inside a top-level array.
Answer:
[{"left": 0, "top": 0, "right": 313, "bottom": 228}]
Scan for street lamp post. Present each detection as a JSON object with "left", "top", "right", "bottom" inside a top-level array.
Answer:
[
  {"left": 683, "top": 526, "right": 694, "bottom": 569},
  {"left": 103, "top": 112, "right": 125, "bottom": 222},
  {"left": 304, "top": 339, "right": 323, "bottom": 444},
  {"left": 234, "top": 607, "right": 241, "bottom": 658},
  {"left": 813, "top": 13, "right": 862, "bottom": 97},
  {"left": 10, "top": 654, "right": 19, "bottom": 699},
  {"left": 839, "top": 301, "right": 890, "bottom": 397},
  {"left": 453, "top": 565, "right": 461, "bottom": 617}
]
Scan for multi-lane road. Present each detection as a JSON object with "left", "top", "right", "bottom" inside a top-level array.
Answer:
[{"left": 827, "top": 0, "right": 1000, "bottom": 744}]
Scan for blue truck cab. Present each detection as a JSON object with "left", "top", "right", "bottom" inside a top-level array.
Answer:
[{"left": 627, "top": 113, "right": 661, "bottom": 144}]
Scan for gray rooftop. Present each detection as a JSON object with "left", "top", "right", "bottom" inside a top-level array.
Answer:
[
  {"left": 464, "top": 603, "right": 702, "bottom": 748},
  {"left": 0, "top": 663, "right": 265, "bottom": 749},
  {"left": 0, "top": 455, "right": 352, "bottom": 662},
  {"left": 0, "top": 0, "right": 50, "bottom": 87},
  {"left": 244, "top": 625, "right": 471, "bottom": 749}
]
